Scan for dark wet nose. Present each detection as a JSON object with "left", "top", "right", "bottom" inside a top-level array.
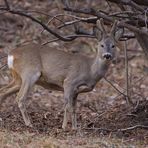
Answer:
[{"left": 103, "top": 53, "right": 112, "bottom": 60}]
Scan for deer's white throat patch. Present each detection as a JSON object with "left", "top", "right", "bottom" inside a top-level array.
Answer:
[{"left": 8, "top": 55, "right": 14, "bottom": 69}]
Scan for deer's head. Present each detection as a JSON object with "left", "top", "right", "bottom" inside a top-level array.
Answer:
[{"left": 94, "top": 19, "right": 123, "bottom": 61}]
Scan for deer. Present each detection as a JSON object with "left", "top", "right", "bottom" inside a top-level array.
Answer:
[{"left": 0, "top": 19, "right": 123, "bottom": 130}]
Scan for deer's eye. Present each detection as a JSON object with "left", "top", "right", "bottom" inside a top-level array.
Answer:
[
  {"left": 101, "top": 44, "right": 104, "bottom": 48},
  {"left": 112, "top": 45, "right": 115, "bottom": 48}
]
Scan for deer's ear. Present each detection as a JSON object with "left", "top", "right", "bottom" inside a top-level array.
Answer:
[
  {"left": 93, "top": 26, "right": 103, "bottom": 41},
  {"left": 114, "top": 27, "right": 124, "bottom": 41}
]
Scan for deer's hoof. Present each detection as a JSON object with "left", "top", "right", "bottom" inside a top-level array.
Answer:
[
  {"left": 62, "top": 125, "right": 66, "bottom": 131},
  {"left": 72, "top": 126, "right": 77, "bottom": 131},
  {"left": 25, "top": 122, "right": 33, "bottom": 128}
]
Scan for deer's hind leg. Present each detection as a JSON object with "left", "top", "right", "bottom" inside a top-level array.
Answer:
[
  {"left": 0, "top": 70, "right": 19, "bottom": 93},
  {"left": 16, "top": 71, "right": 41, "bottom": 127},
  {"left": 0, "top": 70, "right": 21, "bottom": 105}
]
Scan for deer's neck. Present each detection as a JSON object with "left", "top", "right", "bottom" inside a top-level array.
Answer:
[{"left": 91, "top": 55, "right": 110, "bottom": 81}]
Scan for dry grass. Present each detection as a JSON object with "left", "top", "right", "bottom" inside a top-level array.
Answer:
[{"left": 0, "top": 130, "right": 146, "bottom": 148}]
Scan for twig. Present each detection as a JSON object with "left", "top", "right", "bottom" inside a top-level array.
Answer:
[
  {"left": 86, "top": 104, "right": 98, "bottom": 113},
  {"left": 27, "top": 10, "right": 65, "bottom": 27},
  {"left": 25, "top": 10, "right": 52, "bottom": 17},
  {"left": 108, "top": 0, "right": 144, "bottom": 12},
  {"left": 46, "top": 14, "right": 97, "bottom": 29},
  {"left": 129, "top": 1, "right": 144, "bottom": 12},
  {"left": 83, "top": 127, "right": 112, "bottom": 132},
  {"left": 42, "top": 34, "right": 95, "bottom": 45},
  {"left": 124, "top": 41, "right": 129, "bottom": 100},
  {"left": 58, "top": 16, "right": 97, "bottom": 28},
  {"left": 109, "top": 11, "right": 140, "bottom": 17},
  {"left": 117, "top": 125, "right": 148, "bottom": 132},
  {"left": 58, "top": 20, "right": 81, "bottom": 29},
  {"left": 0, "top": 64, "right": 7, "bottom": 71},
  {"left": 124, "top": 40, "right": 132, "bottom": 105},
  {"left": 134, "top": 98, "right": 140, "bottom": 110},
  {"left": 103, "top": 77, "right": 126, "bottom": 97},
  {"left": 64, "top": 5, "right": 148, "bottom": 34},
  {"left": 0, "top": 1, "right": 77, "bottom": 42},
  {"left": 42, "top": 38, "right": 59, "bottom": 45},
  {"left": 108, "top": 76, "right": 145, "bottom": 102},
  {"left": 0, "top": 55, "right": 7, "bottom": 59},
  {"left": 83, "top": 124, "right": 148, "bottom": 132},
  {"left": 40, "top": 16, "right": 64, "bottom": 34},
  {"left": 106, "top": 0, "right": 112, "bottom": 11},
  {"left": 144, "top": 8, "right": 148, "bottom": 31},
  {"left": 121, "top": 34, "right": 135, "bottom": 40}
]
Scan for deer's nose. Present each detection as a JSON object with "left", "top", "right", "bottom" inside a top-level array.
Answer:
[{"left": 103, "top": 53, "right": 112, "bottom": 60}]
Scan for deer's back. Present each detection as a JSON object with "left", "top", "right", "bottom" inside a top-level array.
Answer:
[
  {"left": 39, "top": 44, "right": 92, "bottom": 86},
  {"left": 9, "top": 43, "right": 92, "bottom": 87},
  {"left": 8, "top": 44, "right": 42, "bottom": 76}
]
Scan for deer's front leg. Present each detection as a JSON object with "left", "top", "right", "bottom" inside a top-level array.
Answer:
[
  {"left": 71, "top": 94, "right": 78, "bottom": 130},
  {"left": 62, "top": 101, "right": 69, "bottom": 130},
  {"left": 62, "top": 82, "right": 78, "bottom": 130}
]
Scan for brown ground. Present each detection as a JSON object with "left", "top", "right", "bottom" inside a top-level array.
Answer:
[
  {"left": 0, "top": 57, "right": 147, "bottom": 147},
  {"left": 0, "top": 94, "right": 148, "bottom": 139}
]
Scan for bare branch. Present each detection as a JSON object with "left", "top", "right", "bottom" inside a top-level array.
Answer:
[
  {"left": 64, "top": 6, "right": 148, "bottom": 34},
  {"left": 118, "top": 125, "right": 148, "bottom": 132},
  {"left": 118, "top": 21, "right": 148, "bottom": 36},
  {"left": 84, "top": 124, "right": 148, "bottom": 132},
  {"left": 0, "top": 1, "right": 77, "bottom": 42},
  {"left": 57, "top": 16, "right": 97, "bottom": 29},
  {"left": 42, "top": 34, "right": 95, "bottom": 45},
  {"left": 124, "top": 41, "right": 132, "bottom": 105},
  {"left": 107, "top": 0, "right": 144, "bottom": 11},
  {"left": 103, "top": 77, "right": 126, "bottom": 97},
  {"left": 0, "top": 64, "right": 8, "bottom": 71},
  {"left": 133, "top": 0, "right": 148, "bottom": 6}
]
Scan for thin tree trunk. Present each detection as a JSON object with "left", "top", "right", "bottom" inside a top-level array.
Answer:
[{"left": 135, "top": 33, "right": 148, "bottom": 59}]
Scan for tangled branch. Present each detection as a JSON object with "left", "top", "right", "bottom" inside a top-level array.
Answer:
[
  {"left": 0, "top": 0, "right": 85, "bottom": 42},
  {"left": 1, "top": 0, "right": 148, "bottom": 43}
]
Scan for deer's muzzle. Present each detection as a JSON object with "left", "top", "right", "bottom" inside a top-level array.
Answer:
[{"left": 103, "top": 53, "right": 112, "bottom": 60}]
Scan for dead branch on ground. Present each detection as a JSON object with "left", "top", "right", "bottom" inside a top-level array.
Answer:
[{"left": 84, "top": 124, "right": 148, "bottom": 132}]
